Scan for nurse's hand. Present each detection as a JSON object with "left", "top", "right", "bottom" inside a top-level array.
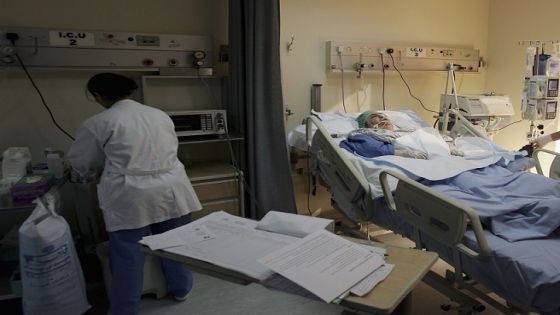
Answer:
[{"left": 531, "top": 134, "right": 553, "bottom": 148}]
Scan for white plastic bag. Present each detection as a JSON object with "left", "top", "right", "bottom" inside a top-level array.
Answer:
[{"left": 19, "top": 197, "right": 90, "bottom": 315}]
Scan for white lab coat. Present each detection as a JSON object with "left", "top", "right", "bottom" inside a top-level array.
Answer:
[{"left": 68, "top": 99, "right": 202, "bottom": 232}]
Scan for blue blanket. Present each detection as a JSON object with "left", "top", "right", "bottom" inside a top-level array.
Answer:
[
  {"left": 424, "top": 165, "right": 560, "bottom": 242},
  {"left": 341, "top": 134, "right": 559, "bottom": 241}
]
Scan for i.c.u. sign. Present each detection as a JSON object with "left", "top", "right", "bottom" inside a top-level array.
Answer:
[
  {"left": 49, "top": 30, "right": 95, "bottom": 47},
  {"left": 406, "top": 47, "right": 427, "bottom": 58}
]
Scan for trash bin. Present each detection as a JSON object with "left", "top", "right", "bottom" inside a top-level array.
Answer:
[{"left": 95, "top": 241, "right": 168, "bottom": 299}]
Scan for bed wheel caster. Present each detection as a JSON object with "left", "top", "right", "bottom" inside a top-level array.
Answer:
[
  {"left": 472, "top": 304, "right": 486, "bottom": 312},
  {"left": 440, "top": 304, "right": 452, "bottom": 311},
  {"left": 440, "top": 303, "right": 485, "bottom": 313}
]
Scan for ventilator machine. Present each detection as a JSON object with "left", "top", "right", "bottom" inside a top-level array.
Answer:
[{"left": 438, "top": 64, "right": 514, "bottom": 139}]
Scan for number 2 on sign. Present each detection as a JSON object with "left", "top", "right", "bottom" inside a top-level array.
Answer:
[
  {"left": 49, "top": 30, "right": 95, "bottom": 47},
  {"left": 406, "top": 47, "right": 426, "bottom": 58}
]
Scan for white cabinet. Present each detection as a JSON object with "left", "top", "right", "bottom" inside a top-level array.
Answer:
[
  {"left": 141, "top": 75, "right": 244, "bottom": 219},
  {"left": 186, "top": 162, "right": 244, "bottom": 219}
]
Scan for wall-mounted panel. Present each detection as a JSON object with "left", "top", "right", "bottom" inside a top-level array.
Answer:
[
  {"left": 0, "top": 26, "right": 213, "bottom": 74},
  {"left": 327, "top": 41, "right": 480, "bottom": 73}
]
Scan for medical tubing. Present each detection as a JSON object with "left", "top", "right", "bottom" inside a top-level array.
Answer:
[
  {"left": 457, "top": 71, "right": 465, "bottom": 92},
  {"left": 14, "top": 53, "right": 75, "bottom": 141},
  {"left": 451, "top": 68, "right": 457, "bottom": 95},
  {"left": 381, "top": 53, "right": 386, "bottom": 110},
  {"left": 357, "top": 76, "right": 367, "bottom": 112},
  {"left": 449, "top": 65, "right": 460, "bottom": 110},
  {"left": 305, "top": 153, "right": 314, "bottom": 216},
  {"left": 197, "top": 74, "right": 263, "bottom": 216},
  {"left": 495, "top": 119, "right": 523, "bottom": 131},
  {"left": 388, "top": 53, "right": 438, "bottom": 114},
  {"left": 337, "top": 52, "right": 348, "bottom": 113},
  {"left": 541, "top": 119, "right": 557, "bottom": 132},
  {"left": 197, "top": 74, "right": 221, "bottom": 111},
  {"left": 223, "top": 123, "right": 264, "bottom": 217}
]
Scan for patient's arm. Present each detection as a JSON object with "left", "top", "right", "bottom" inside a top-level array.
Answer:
[
  {"left": 340, "top": 134, "right": 395, "bottom": 158},
  {"left": 449, "top": 147, "right": 464, "bottom": 157},
  {"left": 442, "top": 134, "right": 464, "bottom": 157},
  {"left": 394, "top": 149, "right": 428, "bottom": 159},
  {"left": 341, "top": 134, "right": 427, "bottom": 159}
]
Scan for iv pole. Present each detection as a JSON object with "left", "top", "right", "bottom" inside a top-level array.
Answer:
[{"left": 441, "top": 63, "right": 460, "bottom": 134}]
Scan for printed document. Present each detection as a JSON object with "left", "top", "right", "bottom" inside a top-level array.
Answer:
[
  {"left": 142, "top": 225, "right": 216, "bottom": 250},
  {"left": 255, "top": 211, "right": 334, "bottom": 237},
  {"left": 350, "top": 263, "right": 395, "bottom": 296},
  {"left": 259, "top": 229, "right": 385, "bottom": 303},
  {"left": 142, "top": 211, "right": 298, "bottom": 280}
]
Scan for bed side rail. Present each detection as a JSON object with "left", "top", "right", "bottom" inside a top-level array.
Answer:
[
  {"left": 379, "top": 170, "right": 489, "bottom": 259},
  {"left": 533, "top": 148, "right": 560, "bottom": 179},
  {"left": 305, "top": 116, "right": 370, "bottom": 204}
]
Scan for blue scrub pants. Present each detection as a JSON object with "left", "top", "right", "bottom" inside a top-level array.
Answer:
[{"left": 108, "top": 214, "right": 193, "bottom": 315}]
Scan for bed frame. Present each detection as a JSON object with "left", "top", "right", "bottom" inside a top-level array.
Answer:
[
  {"left": 305, "top": 116, "right": 532, "bottom": 314},
  {"left": 533, "top": 148, "right": 560, "bottom": 179}
]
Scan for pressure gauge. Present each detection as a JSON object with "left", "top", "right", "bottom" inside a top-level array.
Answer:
[
  {"left": 192, "top": 50, "right": 207, "bottom": 67},
  {"left": 193, "top": 50, "right": 206, "bottom": 60}
]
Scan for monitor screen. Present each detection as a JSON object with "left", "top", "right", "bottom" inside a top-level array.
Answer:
[
  {"left": 171, "top": 115, "right": 202, "bottom": 131},
  {"left": 548, "top": 79, "right": 559, "bottom": 91},
  {"left": 546, "top": 101, "right": 557, "bottom": 119}
]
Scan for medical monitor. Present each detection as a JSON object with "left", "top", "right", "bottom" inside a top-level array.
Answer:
[{"left": 546, "top": 101, "right": 557, "bottom": 120}]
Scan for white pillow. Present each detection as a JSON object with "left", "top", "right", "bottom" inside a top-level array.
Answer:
[{"left": 380, "top": 110, "right": 430, "bottom": 130}]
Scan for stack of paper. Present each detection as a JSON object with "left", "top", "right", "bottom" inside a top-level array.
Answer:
[
  {"left": 141, "top": 211, "right": 393, "bottom": 301},
  {"left": 258, "top": 229, "right": 385, "bottom": 303},
  {"left": 141, "top": 211, "right": 299, "bottom": 280}
]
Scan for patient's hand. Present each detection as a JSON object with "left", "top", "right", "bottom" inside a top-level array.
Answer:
[
  {"left": 395, "top": 149, "right": 428, "bottom": 159},
  {"left": 445, "top": 138, "right": 464, "bottom": 157},
  {"left": 450, "top": 148, "right": 464, "bottom": 157}
]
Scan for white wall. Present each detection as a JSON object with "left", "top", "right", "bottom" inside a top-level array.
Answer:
[
  {"left": 0, "top": 0, "right": 228, "bottom": 162},
  {"left": 280, "top": 0, "right": 490, "bottom": 131},
  {"left": 6, "top": 0, "right": 556, "bottom": 165},
  {"left": 486, "top": 0, "right": 560, "bottom": 150}
]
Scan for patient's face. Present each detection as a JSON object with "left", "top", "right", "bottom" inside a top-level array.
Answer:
[{"left": 367, "top": 114, "right": 395, "bottom": 130}]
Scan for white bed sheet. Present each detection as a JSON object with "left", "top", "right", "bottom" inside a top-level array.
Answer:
[
  {"left": 290, "top": 110, "right": 524, "bottom": 198},
  {"left": 349, "top": 137, "right": 524, "bottom": 198},
  {"left": 287, "top": 110, "right": 428, "bottom": 151}
]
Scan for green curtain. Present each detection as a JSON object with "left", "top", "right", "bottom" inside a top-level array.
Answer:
[{"left": 228, "top": 0, "right": 297, "bottom": 219}]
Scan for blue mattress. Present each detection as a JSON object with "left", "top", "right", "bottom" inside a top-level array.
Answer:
[{"left": 370, "top": 197, "right": 560, "bottom": 314}]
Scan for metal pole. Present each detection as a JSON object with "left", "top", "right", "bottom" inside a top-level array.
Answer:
[{"left": 311, "top": 84, "right": 322, "bottom": 112}]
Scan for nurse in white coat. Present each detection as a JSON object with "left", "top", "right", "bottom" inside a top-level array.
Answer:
[{"left": 67, "top": 73, "right": 202, "bottom": 315}]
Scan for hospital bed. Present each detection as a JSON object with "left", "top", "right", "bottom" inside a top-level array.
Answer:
[
  {"left": 533, "top": 148, "right": 560, "bottom": 179},
  {"left": 289, "top": 111, "right": 560, "bottom": 314}
]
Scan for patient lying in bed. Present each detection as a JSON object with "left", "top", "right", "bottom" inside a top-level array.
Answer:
[
  {"left": 341, "top": 110, "right": 463, "bottom": 159},
  {"left": 338, "top": 110, "right": 559, "bottom": 242}
]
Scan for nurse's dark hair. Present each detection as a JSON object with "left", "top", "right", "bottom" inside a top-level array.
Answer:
[{"left": 87, "top": 73, "right": 138, "bottom": 100}]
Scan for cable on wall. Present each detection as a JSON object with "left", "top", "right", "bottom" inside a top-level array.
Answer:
[
  {"left": 337, "top": 52, "right": 348, "bottom": 113},
  {"left": 198, "top": 72, "right": 263, "bottom": 217},
  {"left": 380, "top": 53, "right": 386, "bottom": 110},
  {"left": 495, "top": 119, "right": 523, "bottom": 131},
  {"left": 387, "top": 52, "right": 438, "bottom": 114},
  {"left": 14, "top": 53, "right": 75, "bottom": 141},
  {"left": 306, "top": 154, "right": 314, "bottom": 216}
]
